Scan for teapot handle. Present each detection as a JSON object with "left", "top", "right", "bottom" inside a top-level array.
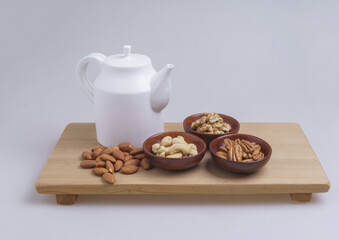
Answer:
[{"left": 76, "top": 53, "right": 107, "bottom": 101}]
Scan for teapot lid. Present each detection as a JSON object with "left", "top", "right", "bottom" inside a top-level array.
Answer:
[{"left": 105, "top": 45, "right": 151, "bottom": 68}]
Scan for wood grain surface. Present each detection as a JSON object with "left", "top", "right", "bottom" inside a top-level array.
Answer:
[{"left": 36, "top": 123, "right": 330, "bottom": 196}]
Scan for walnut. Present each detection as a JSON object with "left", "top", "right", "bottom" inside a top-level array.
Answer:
[{"left": 191, "top": 113, "right": 232, "bottom": 134}]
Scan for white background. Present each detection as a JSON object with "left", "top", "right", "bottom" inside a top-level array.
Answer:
[{"left": 1, "top": 0, "right": 338, "bottom": 239}]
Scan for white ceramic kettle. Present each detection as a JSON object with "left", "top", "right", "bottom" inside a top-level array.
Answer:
[{"left": 76, "top": 45, "right": 174, "bottom": 147}]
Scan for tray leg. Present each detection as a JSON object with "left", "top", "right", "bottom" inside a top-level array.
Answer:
[
  {"left": 56, "top": 194, "right": 78, "bottom": 205},
  {"left": 289, "top": 193, "right": 312, "bottom": 202}
]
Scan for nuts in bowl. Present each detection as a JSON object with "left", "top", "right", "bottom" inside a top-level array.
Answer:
[
  {"left": 191, "top": 112, "right": 232, "bottom": 134},
  {"left": 209, "top": 134, "right": 272, "bottom": 173},
  {"left": 183, "top": 113, "right": 240, "bottom": 144},
  {"left": 143, "top": 131, "right": 207, "bottom": 171},
  {"left": 151, "top": 135, "right": 198, "bottom": 158}
]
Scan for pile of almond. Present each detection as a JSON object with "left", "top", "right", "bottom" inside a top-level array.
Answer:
[
  {"left": 216, "top": 138, "right": 264, "bottom": 162},
  {"left": 80, "top": 142, "right": 152, "bottom": 184}
]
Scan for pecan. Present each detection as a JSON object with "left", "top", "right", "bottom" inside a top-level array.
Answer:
[
  {"left": 235, "top": 144, "right": 243, "bottom": 162},
  {"left": 228, "top": 146, "right": 234, "bottom": 161},
  {"left": 224, "top": 138, "right": 233, "bottom": 151},
  {"left": 216, "top": 151, "right": 228, "bottom": 159},
  {"left": 219, "top": 146, "right": 228, "bottom": 152},
  {"left": 242, "top": 159, "right": 254, "bottom": 162}
]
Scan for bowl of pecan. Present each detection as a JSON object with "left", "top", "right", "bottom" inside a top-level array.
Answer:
[
  {"left": 209, "top": 134, "right": 272, "bottom": 173},
  {"left": 183, "top": 113, "right": 240, "bottom": 145}
]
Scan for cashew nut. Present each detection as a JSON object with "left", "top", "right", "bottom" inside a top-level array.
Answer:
[
  {"left": 152, "top": 143, "right": 161, "bottom": 154},
  {"left": 158, "top": 151, "right": 166, "bottom": 157},
  {"left": 172, "top": 136, "right": 187, "bottom": 145},
  {"left": 188, "top": 143, "right": 198, "bottom": 156},
  {"left": 167, "top": 152, "right": 183, "bottom": 158},
  {"left": 169, "top": 143, "right": 190, "bottom": 155},
  {"left": 161, "top": 136, "right": 172, "bottom": 147},
  {"left": 157, "top": 145, "right": 170, "bottom": 155}
]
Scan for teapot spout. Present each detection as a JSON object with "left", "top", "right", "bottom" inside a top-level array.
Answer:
[{"left": 150, "top": 64, "right": 174, "bottom": 112}]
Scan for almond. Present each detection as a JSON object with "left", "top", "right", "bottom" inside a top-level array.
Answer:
[
  {"left": 130, "top": 145, "right": 138, "bottom": 152},
  {"left": 91, "top": 146, "right": 107, "bottom": 152},
  {"left": 96, "top": 161, "right": 106, "bottom": 167},
  {"left": 92, "top": 148, "right": 104, "bottom": 159},
  {"left": 112, "top": 149, "right": 125, "bottom": 160},
  {"left": 92, "top": 167, "right": 109, "bottom": 176},
  {"left": 102, "top": 146, "right": 119, "bottom": 155},
  {"left": 121, "top": 165, "right": 139, "bottom": 174},
  {"left": 82, "top": 151, "right": 92, "bottom": 160},
  {"left": 96, "top": 155, "right": 103, "bottom": 163},
  {"left": 101, "top": 154, "right": 116, "bottom": 163},
  {"left": 80, "top": 160, "right": 97, "bottom": 168},
  {"left": 124, "top": 154, "right": 134, "bottom": 162},
  {"left": 124, "top": 159, "right": 140, "bottom": 166},
  {"left": 130, "top": 148, "right": 144, "bottom": 155},
  {"left": 140, "top": 158, "right": 152, "bottom": 170},
  {"left": 114, "top": 160, "right": 123, "bottom": 172},
  {"left": 102, "top": 173, "right": 115, "bottom": 184},
  {"left": 106, "top": 161, "right": 114, "bottom": 173},
  {"left": 134, "top": 153, "right": 145, "bottom": 159},
  {"left": 118, "top": 142, "right": 133, "bottom": 152}
]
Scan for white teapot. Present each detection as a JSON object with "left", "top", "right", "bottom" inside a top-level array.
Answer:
[{"left": 76, "top": 45, "right": 174, "bottom": 147}]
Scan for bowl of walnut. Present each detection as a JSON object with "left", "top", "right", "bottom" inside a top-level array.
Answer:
[
  {"left": 209, "top": 134, "right": 272, "bottom": 173},
  {"left": 183, "top": 113, "right": 240, "bottom": 145},
  {"left": 143, "top": 131, "right": 207, "bottom": 171}
]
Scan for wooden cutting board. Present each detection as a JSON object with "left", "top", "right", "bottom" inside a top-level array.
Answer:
[{"left": 36, "top": 122, "right": 330, "bottom": 205}]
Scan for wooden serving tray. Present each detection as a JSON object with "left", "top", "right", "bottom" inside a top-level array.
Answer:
[{"left": 36, "top": 122, "right": 330, "bottom": 205}]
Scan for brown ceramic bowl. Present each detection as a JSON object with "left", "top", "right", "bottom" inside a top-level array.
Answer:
[
  {"left": 143, "top": 131, "right": 207, "bottom": 171},
  {"left": 183, "top": 113, "right": 240, "bottom": 145},
  {"left": 209, "top": 134, "right": 272, "bottom": 173}
]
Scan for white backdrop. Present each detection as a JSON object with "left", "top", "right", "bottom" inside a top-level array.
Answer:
[{"left": 1, "top": 0, "right": 338, "bottom": 239}]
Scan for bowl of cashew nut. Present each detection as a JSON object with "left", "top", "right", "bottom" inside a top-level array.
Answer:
[
  {"left": 143, "top": 131, "right": 207, "bottom": 170},
  {"left": 183, "top": 113, "right": 240, "bottom": 145}
]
